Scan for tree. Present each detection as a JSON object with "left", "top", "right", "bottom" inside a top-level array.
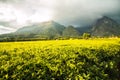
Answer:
[{"left": 83, "top": 33, "right": 91, "bottom": 39}]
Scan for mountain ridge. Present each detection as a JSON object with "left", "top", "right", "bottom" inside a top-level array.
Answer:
[
  {"left": 91, "top": 16, "right": 120, "bottom": 36},
  {"left": 0, "top": 16, "right": 120, "bottom": 41}
]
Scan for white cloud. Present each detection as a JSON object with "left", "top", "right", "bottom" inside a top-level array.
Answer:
[
  {"left": 0, "top": 0, "right": 119, "bottom": 31},
  {"left": 0, "top": 25, "right": 16, "bottom": 34},
  {"left": 0, "top": 5, "right": 16, "bottom": 22}
]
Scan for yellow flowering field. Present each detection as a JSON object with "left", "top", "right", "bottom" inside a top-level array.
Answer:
[{"left": 0, "top": 38, "right": 120, "bottom": 80}]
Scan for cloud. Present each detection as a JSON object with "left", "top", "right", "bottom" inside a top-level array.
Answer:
[
  {"left": 0, "top": 0, "right": 24, "bottom": 3},
  {"left": 52, "top": 0, "right": 120, "bottom": 26},
  {"left": 0, "top": 25, "right": 16, "bottom": 34},
  {"left": 0, "top": 0, "right": 119, "bottom": 29}
]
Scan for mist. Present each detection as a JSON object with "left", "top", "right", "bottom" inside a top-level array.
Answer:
[{"left": 0, "top": 0, "right": 120, "bottom": 34}]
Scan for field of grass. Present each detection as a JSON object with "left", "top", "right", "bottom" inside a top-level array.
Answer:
[{"left": 0, "top": 38, "right": 120, "bottom": 80}]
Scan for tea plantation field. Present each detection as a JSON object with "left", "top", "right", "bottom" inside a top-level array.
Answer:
[{"left": 0, "top": 38, "right": 120, "bottom": 80}]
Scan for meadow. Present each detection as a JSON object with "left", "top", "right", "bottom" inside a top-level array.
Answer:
[{"left": 0, "top": 38, "right": 120, "bottom": 80}]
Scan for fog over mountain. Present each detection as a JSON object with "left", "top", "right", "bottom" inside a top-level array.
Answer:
[{"left": 0, "top": 0, "right": 120, "bottom": 34}]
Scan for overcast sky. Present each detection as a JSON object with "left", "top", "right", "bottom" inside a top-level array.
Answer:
[{"left": 0, "top": 0, "right": 120, "bottom": 34}]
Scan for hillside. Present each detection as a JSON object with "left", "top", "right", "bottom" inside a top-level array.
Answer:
[
  {"left": 0, "top": 16, "right": 120, "bottom": 41},
  {"left": 15, "top": 21, "right": 65, "bottom": 39},
  {"left": 91, "top": 16, "right": 120, "bottom": 37},
  {"left": 63, "top": 25, "right": 80, "bottom": 37}
]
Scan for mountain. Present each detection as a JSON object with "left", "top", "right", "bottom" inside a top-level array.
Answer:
[
  {"left": 15, "top": 21, "right": 65, "bottom": 39},
  {"left": 91, "top": 16, "right": 120, "bottom": 37},
  {"left": 16, "top": 21, "right": 65, "bottom": 34},
  {"left": 0, "top": 16, "right": 120, "bottom": 41},
  {"left": 63, "top": 25, "right": 80, "bottom": 37}
]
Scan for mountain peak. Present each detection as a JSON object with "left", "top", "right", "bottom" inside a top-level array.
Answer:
[
  {"left": 102, "top": 16, "right": 110, "bottom": 19},
  {"left": 91, "top": 16, "right": 120, "bottom": 36},
  {"left": 99, "top": 16, "right": 112, "bottom": 21},
  {"left": 100, "top": 16, "right": 117, "bottom": 22},
  {"left": 67, "top": 25, "right": 74, "bottom": 28},
  {"left": 42, "top": 20, "right": 56, "bottom": 24},
  {"left": 95, "top": 16, "right": 118, "bottom": 25},
  {"left": 15, "top": 20, "right": 65, "bottom": 37}
]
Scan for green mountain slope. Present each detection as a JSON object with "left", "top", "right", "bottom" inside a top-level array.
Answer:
[
  {"left": 15, "top": 21, "right": 65, "bottom": 39},
  {"left": 63, "top": 25, "right": 80, "bottom": 37},
  {"left": 91, "top": 16, "right": 120, "bottom": 37},
  {"left": 0, "top": 16, "right": 120, "bottom": 41}
]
